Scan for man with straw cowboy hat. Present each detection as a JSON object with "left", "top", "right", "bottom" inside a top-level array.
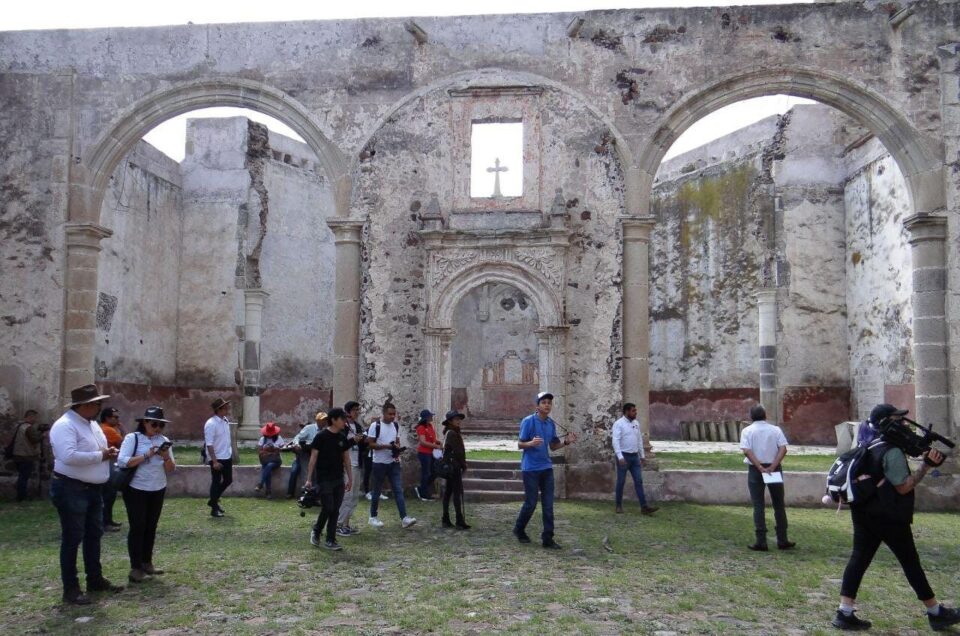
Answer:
[{"left": 49, "top": 383, "right": 124, "bottom": 605}]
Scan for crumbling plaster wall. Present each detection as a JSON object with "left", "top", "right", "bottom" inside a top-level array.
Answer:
[
  {"left": 0, "top": 1, "right": 954, "bottom": 429},
  {"left": 95, "top": 140, "right": 183, "bottom": 385},
  {"left": 844, "top": 136, "right": 914, "bottom": 420},
  {"left": 355, "top": 84, "right": 625, "bottom": 458}
]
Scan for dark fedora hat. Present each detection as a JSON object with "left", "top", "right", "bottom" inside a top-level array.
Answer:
[
  {"left": 211, "top": 398, "right": 231, "bottom": 412},
  {"left": 136, "top": 406, "right": 170, "bottom": 423},
  {"left": 65, "top": 383, "right": 111, "bottom": 408}
]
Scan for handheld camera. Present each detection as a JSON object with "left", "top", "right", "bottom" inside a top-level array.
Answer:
[{"left": 877, "top": 416, "right": 955, "bottom": 465}]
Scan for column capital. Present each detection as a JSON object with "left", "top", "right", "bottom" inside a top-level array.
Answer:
[
  {"left": 243, "top": 288, "right": 270, "bottom": 304},
  {"left": 619, "top": 216, "right": 656, "bottom": 242},
  {"left": 327, "top": 219, "right": 365, "bottom": 244},
  {"left": 904, "top": 214, "right": 947, "bottom": 245},
  {"left": 755, "top": 288, "right": 778, "bottom": 305},
  {"left": 65, "top": 222, "right": 113, "bottom": 250}
]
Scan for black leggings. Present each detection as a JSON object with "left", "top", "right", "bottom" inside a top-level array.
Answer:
[
  {"left": 840, "top": 509, "right": 934, "bottom": 601},
  {"left": 123, "top": 487, "right": 166, "bottom": 569},
  {"left": 443, "top": 470, "right": 465, "bottom": 523},
  {"left": 313, "top": 481, "right": 345, "bottom": 543}
]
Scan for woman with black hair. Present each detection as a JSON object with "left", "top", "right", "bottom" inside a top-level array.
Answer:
[
  {"left": 116, "top": 406, "right": 175, "bottom": 583},
  {"left": 441, "top": 410, "right": 469, "bottom": 530}
]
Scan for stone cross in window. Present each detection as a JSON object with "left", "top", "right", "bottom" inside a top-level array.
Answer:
[{"left": 486, "top": 157, "right": 509, "bottom": 198}]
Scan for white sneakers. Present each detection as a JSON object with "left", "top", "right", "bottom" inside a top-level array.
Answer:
[{"left": 368, "top": 516, "right": 417, "bottom": 528}]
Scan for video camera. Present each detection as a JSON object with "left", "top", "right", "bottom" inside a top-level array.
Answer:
[
  {"left": 877, "top": 416, "right": 955, "bottom": 465},
  {"left": 297, "top": 486, "right": 321, "bottom": 517}
]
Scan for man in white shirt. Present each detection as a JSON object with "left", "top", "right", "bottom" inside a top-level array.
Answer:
[
  {"left": 204, "top": 398, "right": 234, "bottom": 518},
  {"left": 49, "top": 383, "right": 124, "bottom": 605},
  {"left": 739, "top": 404, "right": 795, "bottom": 551},
  {"left": 367, "top": 402, "right": 416, "bottom": 529},
  {"left": 612, "top": 402, "right": 658, "bottom": 515}
]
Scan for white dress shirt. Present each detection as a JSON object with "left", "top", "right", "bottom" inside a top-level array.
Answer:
[
  {"left": 50, "top": 409, "right": 110, "bottom": 484},
  {"left": 203, "top": 415, "right": 233, "bottom": 461},
  {"left": 117, "top": 431, "right": 175, "bottom": 492},
  {"left": 612, "top": 416, "right": 644, "bottom": 459},
  {"left": 739, "top": 420, "right": 788, "bottom": 464}
]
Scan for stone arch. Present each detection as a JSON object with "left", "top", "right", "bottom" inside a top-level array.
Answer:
[
  {"left": 348, "top": 67, "right": 635, "bottom": 208},
  {"left": 423, "top": 262, "right": 567, "bottom": 421},
  {"left": 634, "top": 66, "right": 944, "bottom": 215},
  {"left": 430, "top": 262, "right": 563, "bottom": 329},
  {"left": 76, "top": 77, "right": 350, "bottom": 222}
]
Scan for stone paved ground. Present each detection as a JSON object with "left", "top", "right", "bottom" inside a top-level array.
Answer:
[{"left": 1, "top": 497, "right": 958, "bottom": 635}]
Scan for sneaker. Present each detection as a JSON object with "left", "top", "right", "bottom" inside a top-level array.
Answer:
[
  {"left": 255, "top": 484, "right": 263, "bottom": 492},
  {"left": 455, "top": 521, "right": 472, "bottom": 530},
  {"left": 831, "top": 609, "right": 871, "bottom": 631},
  {"left": 310, "top": 529, "right": 320, "bottom": 547},
  {"left": 336, "top": 526, "right": 351, "bottom": 537},
  {"left": 211, "top": 508, "right": 224, "bottom": 518},
  {"left": 62, "top": 588, "right": 92, "bottom": 606},
  {"left": 615, "top": 506, "right": 624, "bottom": 514},
  {"left": 128, "top": 568, "right": 146, "bottom": 583},
  {"left": 365, "top": 492, "right": 373, "bottom": 501},
  {"left": 542, "top": 540, "right": 563, "bottom": 550},
  {"left": 142, "top": 563, "right": 164, "bottom": 575},
  {"left": 380, "top": 493, "right": 389, "bottom": 500},
  {"left": 401, "top": 516, "right": 417, "bottom": 529},
  {"left": 348, "top": 526, "right": 362, "bottom": 535},
  {"left": 324, "top": 540, "right": 343, "bottom": 551},
  {"left": 513, "top": 528, "right": 531, "bottom": 544},
  {"left": 641, "top": 506, "right": 659, "bottom": 515},
  {"left": 777, "top": 541, "right": 797, "bottom": 550},
  {"left": 104, "top": 523, "right": 122, "bottom": 533},
  {"left": 105, "top": 520, "right": 122, "bottom": 530},
  {"left": 414, "top": 486, "right": 423, "bottom": 501},
  {"left": 369, "top": 516, "right": 385, "bottom": 528},
  {"left": 748, "top": 543, "right": 769, "bottom": 552},
  {"left": 87, "top": 577, "right": 124, "bottom": 593},
  {"left": 929, "top": 605, "right": 960, "bottom": 631}
]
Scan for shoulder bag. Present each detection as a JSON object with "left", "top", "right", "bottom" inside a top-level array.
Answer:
[{"left": 110, "top": 434, "right": 140, "bottom": 493}]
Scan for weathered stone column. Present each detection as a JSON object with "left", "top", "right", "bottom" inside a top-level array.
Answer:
[
  {"left": 327, "top": 219, "right": 365, "bottom": 405},
  {"left": 424, "top": 327, "right": 454, "bottom": 415},
  {"left": 536, "top": 326, "right": 568, "bottom": 427},
  {"left": 756, "top": 288, "right": 779, "bottom": 422},
  {"left": 620, "top": 216, "right": 655, "bottom": 453},
  {"left": 238, "top": 288, "right": 268, "bottom": 441},
  {"left": 61, "top": 222, "right": 113, "bottom": 398},
  {"left": 905, "top": 214, "right": 950, "bottom": 433}
]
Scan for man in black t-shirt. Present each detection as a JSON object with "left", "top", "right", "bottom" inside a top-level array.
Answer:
[{"left": 304, "top": 408, "right": 354, "bottom": 551}]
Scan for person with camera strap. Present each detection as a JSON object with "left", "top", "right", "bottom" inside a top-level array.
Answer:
[
  {"left": 366, "top": 402, "right": 417, "bottom": 530},
  {"left": 832, "top": 403, "right": 960, "bottom": 631}
]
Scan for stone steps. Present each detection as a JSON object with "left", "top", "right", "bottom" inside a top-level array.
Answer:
[
  {"left": 464, "top": 459, "right": 524, "bottom": 500},
  {"left": 462, "top": 418, "right": 519, "bottom": 436}
]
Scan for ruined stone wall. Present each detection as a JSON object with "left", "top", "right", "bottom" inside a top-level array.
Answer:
[
  {"left": 95, "top": 140, "right": 183, "bottom": 385},
  {"left": 356, "top": 84, "right": 625, "bottom": 457},
  {"left": 843, "top": 136, "right": 914, "bottom": 420}
]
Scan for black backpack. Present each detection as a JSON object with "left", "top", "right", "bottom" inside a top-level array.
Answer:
[
  {"left": 3, "top": 423, "right": 24, "bottom": 460},
  {"left": 825, "top": 439, "right": 887, "bottom": 505}
]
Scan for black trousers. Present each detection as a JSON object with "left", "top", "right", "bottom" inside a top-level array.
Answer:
[
  {"left": 747, "top": 465, "right": 788, "bottom": 543},
  {"left": 442, "top": 469, "right": 465, "bottom": 523},
  {"left": 840, "top": 508, "right": 934, "bottom": 601},
  {"left": 102, "top": 463, "right": 119, "bottom": 523},
  {"left": 208, "top": 458, "right": 233, "bottom": 505},
  {"left": 123, "top": 487, "right": 166, "bottom": 569},
  {"left": 313, "top": 480, "right": 345, "bottom": 543}
]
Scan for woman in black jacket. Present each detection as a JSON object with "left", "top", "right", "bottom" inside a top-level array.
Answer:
[{"left": 441, "top": 410, "right": 469, "bottom": 529}]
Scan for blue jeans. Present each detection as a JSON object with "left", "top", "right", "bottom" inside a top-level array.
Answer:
[
  {"left": 514, "top": 468, "right": 554, "bottom": 543},
  {"left": 287, "top": 454, "right": 302, "bottom": 496},
  {"left": 259, "top": 460, "right": 281, "bottom": 493},
  {"left": 615, "top": 452, "right": 649, "bottom": 507},
  {"left": 49, "top": 475, "right": 104, "bottom": 590},
  {"left": 369, "top": 461, "right": 407, "bottom": 519},
  {"left": 417, "top": 452, "right": 437, "bottom": 497}
]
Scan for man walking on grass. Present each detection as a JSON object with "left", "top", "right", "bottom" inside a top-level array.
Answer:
[
  {"left": 304, "top": 408, "right": 354, "bottom": 551},
  {"left": 513, "top": 392, "right": 577, "bottom": 550},
  {"left": 367, "top": 402, "right": 417, "bottom": 529},
  {"left": 612, "top": 402, "right": 658, "bottom": 516}
]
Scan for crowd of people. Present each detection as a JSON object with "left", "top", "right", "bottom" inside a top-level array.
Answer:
[{"left": 12, "top": 381, "right": 959, "bottom": 630}]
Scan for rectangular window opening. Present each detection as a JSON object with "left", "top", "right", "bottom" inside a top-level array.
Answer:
[{"left": 470, "top": 121, "right": 523, "bottom": 199}]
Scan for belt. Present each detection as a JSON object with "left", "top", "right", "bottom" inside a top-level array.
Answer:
[{"left": 52, "top": 472, "right": 101, "bottom": 487}]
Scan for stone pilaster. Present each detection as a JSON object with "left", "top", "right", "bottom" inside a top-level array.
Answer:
[
  {"left": 328, "top": 219, "right": 365, "bottom": 405},
  {"left": 620, "top": 216, "right": 655, "bottom": 453},
  {"left": 756, "top": 288, "right": 779, "bottom": 422},
  {"left": 905, "top": 214, "right": 950, "bottom": 435},
  {"left": 238, "top": 288, "right": 268, "bottom": 441},
  {"left": 424, "top": 327, "right": 454, "bottom": 414},
  {"left": 61, "top": 222, "right": 113, "bottom": 398},
  {"left": 535, "top": 326, "right": 568, "bottom": 427}
]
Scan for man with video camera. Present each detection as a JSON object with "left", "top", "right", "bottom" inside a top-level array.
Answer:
[{"left": 832, "top": 403, "right": 959, "bottom": 631}]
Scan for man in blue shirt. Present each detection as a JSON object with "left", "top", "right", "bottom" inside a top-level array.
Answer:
[{"left": 512, "top": 392, "right": 577, "bottom": 549}]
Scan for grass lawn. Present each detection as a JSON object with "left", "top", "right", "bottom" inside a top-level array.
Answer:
[{"left": 2, "top": 497, "right": 958, "bottom": 635}]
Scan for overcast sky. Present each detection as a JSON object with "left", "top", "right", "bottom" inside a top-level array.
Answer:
[{"left": 4, "top": 1, "right": 815, "bottom": 164}]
